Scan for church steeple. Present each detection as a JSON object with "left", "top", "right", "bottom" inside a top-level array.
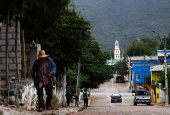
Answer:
[
  {"left": 114, "top": 40, "right": 121, "bottom": 61},
  {"left": 115, "top": 40, "right": 119, "bottom": 49}
]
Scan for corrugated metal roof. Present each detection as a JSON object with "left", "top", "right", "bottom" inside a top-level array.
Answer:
[
  {"left": 150, "top": 65, "right": 170, "bottom": 71},
  {"left": 127, "top": 56, "right": 158, "bottom": 61}
]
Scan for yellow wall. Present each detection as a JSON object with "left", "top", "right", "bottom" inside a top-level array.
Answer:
[
  {"left": 156, "top": 87, "right": 160, "bottom": 103},
  {"left": 151, "top": 71, "right": 160, "bottom": 103},
  {"left": 151, "top": 71, "right": 157, "bottom": 84},
  {"left": 151, "top": 88, "right": 155, "bottom": 103}
]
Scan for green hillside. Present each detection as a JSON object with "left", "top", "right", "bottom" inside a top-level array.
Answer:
[{"left": 73, "top": 0, "right": 170, "bottom": 51}]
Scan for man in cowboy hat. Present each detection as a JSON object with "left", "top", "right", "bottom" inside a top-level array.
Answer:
[{"left": 31, "top": 50, "right": 56, "bottom": 112}]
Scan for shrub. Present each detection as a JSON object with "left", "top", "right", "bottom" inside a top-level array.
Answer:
[{"left": 51, "top": 95, "right": 59, "bottom": 110}]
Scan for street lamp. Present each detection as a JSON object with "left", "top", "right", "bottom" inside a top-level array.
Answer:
[{"left": 152, "top": 29, "right": 168, "bottom": 105}]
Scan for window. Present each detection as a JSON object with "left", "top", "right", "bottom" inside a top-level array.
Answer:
[
  {"left": 157, "top": 93, "right": 159, "bottom": 99},
  {"left": 136, "top": 72, "right": 139, "bottom": 81},
  {"left": 137, "top": 91, "right": 146, "bottom": 95}
]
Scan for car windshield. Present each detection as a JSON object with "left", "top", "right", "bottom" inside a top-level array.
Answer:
[
  {"left": 112, "top": 96, "right": 120, "bottom": 99},
  {"left": 137, "top": 91, "right": 146, "bottom": 95}
]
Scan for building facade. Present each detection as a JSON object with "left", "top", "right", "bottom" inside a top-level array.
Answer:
[
  {"left": 114, "top": 40, "right": 121, "bottom": 61},
  {"left": 150, "top": 65, "right": 168, "bottom": 103},
  {"left": 132, "top": 61, "right": 158, "bottom": 92},
  {"left": 127, "top": 56, "right": 158, "bottom": 92},
  {"left": 0, "top": 20, "right": 21, "bottom": 78},
  {"left": 157, "top": 50, "right": 170, "bottom": 64}
]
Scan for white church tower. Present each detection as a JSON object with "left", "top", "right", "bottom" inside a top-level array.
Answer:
[{"left": 114, "top": 40, "right": 121, "bottom": 61}]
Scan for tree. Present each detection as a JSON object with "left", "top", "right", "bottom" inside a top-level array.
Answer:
[
  {"left": 158, "top": 68, "right": 170, "bottom": 91},
  {"left": 140, "top": 38, "right": 159, "bottom": 55},
  {"left": 0, "top": 0, "right": 70, "bottom": 43},
  {"left": 125, "top": 39, "right": 158, "bottom": 56},
  {"left": 166, "top": 33, "right": 170, "bottom": 50},
  {"left": 160, "top": 33, "right": 170, "bottom": 50},
  {"left": 41, "top": 9, "right": 92, "bottom": 77},
  {"left": 65, "top": 36, "right": 114, "bottom": 90},
  {"left": 145, "top": 75, "right": 151, "bottom": 85},
  {"left": 113, "top": 60, "right": 128, "bottom": 76},
  {"left": 20, "top": 0, "right": 70, "bottom": 43},
  {"left": 103, "top": 50, "right": 114, "bottom": 60},
  {"left": 0, "top": 0, "right": 70, "bottom": 83},
  {"left": 80, "top": 37, "right": 114, "bottom": 88},
  {"left": 66, "top": 64, "right": 80, "bottom": 96}
]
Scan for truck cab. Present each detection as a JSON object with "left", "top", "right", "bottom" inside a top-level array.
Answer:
[
  {"left": 116, "top": 74, "right": 124, "bottom": 83},
  {"left": 133, "top": 86, "right": 151, "bottom": 105}
]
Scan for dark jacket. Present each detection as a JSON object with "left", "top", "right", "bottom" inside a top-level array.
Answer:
[
  {"left": 74, "top": 95, "right": 78, "bottom": 101},
  {"left": 66, "top": 89, "right": 71, "bottom": 99},
  {"left": 31, "top": 57, "right": 56, "bottom": 89}
]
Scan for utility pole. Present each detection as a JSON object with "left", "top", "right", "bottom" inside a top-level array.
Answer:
[
  {"left": 63, "top": 67, "right": 66, "bottom": 106},
  {"left": 129, "top": 57, "right": 132, "bottom": 90},
  {"left": 15, "top": 20, "right": 20, "bottom": 82},
  {"left": 152, "top": 30, "right": 169, "bottom": 105},
  {"left": 164, "top": 36, "right": 169, "bottom": 105},
  {"left": 21, "top": 30, "right": 26, "bottom": 80},
  {"left": 144, "top": 54, "right": 145, "bottom": 88},
  {"left": 6, "top": 8, "right": 9, "bottom": 86},
  {"left": 76, "top": 57, "right": 81, "bottom": 106}
]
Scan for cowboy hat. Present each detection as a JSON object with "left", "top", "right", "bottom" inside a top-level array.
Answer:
[{"left": 37, "top": 50, "right": 49, "bottom": 58}]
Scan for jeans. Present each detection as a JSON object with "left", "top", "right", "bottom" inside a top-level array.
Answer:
[
  {"left": 84, "top": 99, "right": 88, "bottom": 107},
  {"left": 67, "top": 98, "right": 70, "bottom": 106},
  {"left": 37, "top": 85, "right": 52, "bottom": 108},
  {"left": 75, "top": 100, "right": 79, "bottom": 107}
]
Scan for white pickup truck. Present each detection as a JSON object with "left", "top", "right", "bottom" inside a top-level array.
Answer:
[{"left": 132, "top": 86, "right": 151, "bottom": 105}]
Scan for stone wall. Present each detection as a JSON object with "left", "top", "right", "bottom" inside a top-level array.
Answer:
[
  {"left": 0, "top": 20, "right": 21, "bottom": 78},
  {"left": 0, "top": 79, "right": 65, "bottom": 110},
  {"left": 25, "top": 44, "right": 41, "bottom": 78}
]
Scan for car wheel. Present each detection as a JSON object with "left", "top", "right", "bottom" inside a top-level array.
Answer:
[
  {"left": 147, "top": 103, "right": 150, "bottom": 105},
  {"left": 111, "top": 101, "right": 112, "bottom": 103},
  {"left": 134, "top": 102, "right": 137, "bottom": 105}
]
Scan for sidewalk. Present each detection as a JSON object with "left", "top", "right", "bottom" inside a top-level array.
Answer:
[
  {"left": 60, "top": 96, "right": 91, "bottom": 114},
  {"left": 0, "top": 96, "right": 91, "bottom": 115}
]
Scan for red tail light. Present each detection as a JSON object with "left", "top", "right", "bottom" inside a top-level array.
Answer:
[
  {"left": 119, "top": 97, "right": 121, "bottom": 98},
  {"left": 111, "top": 97, "right": 113, "bottom": 99}
]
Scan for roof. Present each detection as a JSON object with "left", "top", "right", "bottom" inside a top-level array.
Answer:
[
  {"left": 105, "top": 60, "right": 115, "bottom": 65},
  {"left": 157, "top": 50, "right": 170, "bottom": 56},
  {"left": 115, "top": 40, "right": 119, "bottom": 45},
  {"left": 150, "top": 65, "right": 170, "bottom": 71},
  {"left": 127, "top": 56, "right": 158, "bottom": 61}
]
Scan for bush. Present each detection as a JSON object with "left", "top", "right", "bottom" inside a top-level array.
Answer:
[{"left": 51, "top": 95, "right": 59, "bottom": 110}]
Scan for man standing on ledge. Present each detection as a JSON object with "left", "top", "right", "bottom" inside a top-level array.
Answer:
[{"left": 31, "top": 50, "right": 56, "bottom": 112}]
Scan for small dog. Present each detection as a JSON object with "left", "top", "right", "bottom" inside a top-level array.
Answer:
[{"left": 161, "top": 102, "right": 165, "bottom": 106}]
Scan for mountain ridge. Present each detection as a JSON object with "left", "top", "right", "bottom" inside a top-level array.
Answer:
[{"left": 73, "top": 0, "right": 170, "bottom": 52}]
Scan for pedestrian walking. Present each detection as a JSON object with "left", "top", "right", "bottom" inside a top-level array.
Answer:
[
  {"left": 74, "top": 93, "right": 79, "bottom": 107},
  {"left": 83, "top": 88, "right": 89, "bottom": 109},
  {"left": 66, "top": 89, "right": 71, "bottom": 106},
  {"left": 31, "top": 50, "right": 56, "bottom": 112}
]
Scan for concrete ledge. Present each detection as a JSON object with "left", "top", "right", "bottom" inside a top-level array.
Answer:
[{"left": 0, "top": 106, "right": 21, "bottom": 115}]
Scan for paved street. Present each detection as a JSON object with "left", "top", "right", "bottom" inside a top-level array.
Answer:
[
  {"left": 68, "top": 75, "right": 170, "bottom": 115},
  {"left": 1, "top": 75, "right": 170, "bottom": 115}
]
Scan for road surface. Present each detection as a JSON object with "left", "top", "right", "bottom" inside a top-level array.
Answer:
[{"left": 68, "top": 75, "right": 170, "bottom": 115}]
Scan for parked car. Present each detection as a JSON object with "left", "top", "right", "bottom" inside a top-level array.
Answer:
[
  {"left": 116, "top": 75, "right": 124, "bottom": 83},
  {"left": 110, "top": 94, "right": 122, "bottom": 103},
  {"left": 132, "top": 86, "right": 151, "bottom": 106}
]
